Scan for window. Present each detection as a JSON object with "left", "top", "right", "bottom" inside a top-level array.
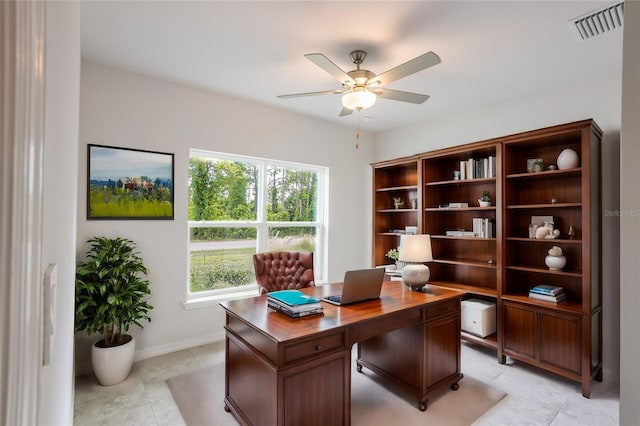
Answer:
[{"left": 188, "top": 150, "right": 326, "bottom": 298}]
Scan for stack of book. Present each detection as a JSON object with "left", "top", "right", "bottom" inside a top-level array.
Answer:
[
  {"left": 458, "top": 156, "right": 497, "bottom": 180},
  {"left": 528, "top": 285, "right": 566, "bottom": 303},
  {"left": 472, "top": 218, "right": 494, "bottom": 238},
  {"left": 267, "top": 289, "right": 323, "bottom": 318}
]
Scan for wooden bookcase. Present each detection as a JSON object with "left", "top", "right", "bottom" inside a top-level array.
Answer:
[
  {"left": 421, "top": 142, "right": 501, "bottom": 349},
  {"left": 371, "top": 119, "right": 602, "bottom": 398},
  {"left": 372, "top": 156, "right": 421, "bottom": 268},
  {"left": 500, "top": 120, "right": 602, "bottom": 398}
]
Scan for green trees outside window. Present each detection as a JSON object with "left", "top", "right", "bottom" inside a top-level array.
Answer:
[{"left": 188, "top": 152, "right": 325, "bottom": 295}]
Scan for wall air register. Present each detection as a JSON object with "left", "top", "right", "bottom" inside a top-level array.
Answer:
[{"left": 569, "top": 1, "right": 624, "bottom": 41}]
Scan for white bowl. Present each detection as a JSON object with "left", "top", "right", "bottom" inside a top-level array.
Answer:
[{"left": 545, "top": 255, "right": 566, "bottom": 270}]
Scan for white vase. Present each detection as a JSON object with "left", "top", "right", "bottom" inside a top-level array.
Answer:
[
  {"left": 557, "top": 149, "right": 579, "bottom": 170},
  {"left": 545, "top": 255, "right": 566, "bottom": 271},
  {"left": 92, "top": 334, "right": 135, "bottom": 386}
]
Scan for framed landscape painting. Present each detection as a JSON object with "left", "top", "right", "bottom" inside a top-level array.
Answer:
[{"left": 87, "top": 144, "right": 174, "bottom": 220}]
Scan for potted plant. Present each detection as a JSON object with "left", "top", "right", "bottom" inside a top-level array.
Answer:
[
  {"left": 75, "top": 236, "right": 153, "bottom": 385},
  {"left": 386, "top": 247, "right": 404, "bottom": 270},
  {"left": 478, "top": 190, "right": 491, "bottom": 207}
]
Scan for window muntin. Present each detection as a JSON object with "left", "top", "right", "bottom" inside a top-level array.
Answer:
[{"left": 188, "top": 150, "right": 325, "bottom": 298}]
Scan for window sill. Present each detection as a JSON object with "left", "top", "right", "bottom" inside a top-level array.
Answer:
[{"left": 183, "top": 289, "right": 259, "bottom": 310}]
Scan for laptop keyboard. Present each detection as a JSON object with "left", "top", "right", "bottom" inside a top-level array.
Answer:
[{"left": 325, "top": 295, "right": 342, "bottom": 303}]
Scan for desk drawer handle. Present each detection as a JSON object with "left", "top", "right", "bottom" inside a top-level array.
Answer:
[{"left": 315, "top": 345, "right": 322, "bottom": 351}]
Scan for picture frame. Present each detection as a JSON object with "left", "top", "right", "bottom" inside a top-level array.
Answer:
[{"left": 87, "top": 144, "right": 174, "bottom": 220}]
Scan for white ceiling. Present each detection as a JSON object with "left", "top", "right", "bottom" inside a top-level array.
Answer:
[{"left": 80, "top": 1, "right": 624, "bottom": 133}]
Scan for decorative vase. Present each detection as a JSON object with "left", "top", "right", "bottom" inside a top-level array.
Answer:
[
  {"left": 91, "top": 334, "right": 135, "bottom": 386},
  {"left": 545, "top": 255, "right": 566, "bottom": 271},
  {"left": 401, "top": 264, "right": 430, "bottom": 291},
  {"left": 557, "top": 149, "right": 579, "bottom": 170}
]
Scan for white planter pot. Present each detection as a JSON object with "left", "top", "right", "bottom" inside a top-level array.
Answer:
[
  {"left": 91, "top": 334, "right": 135, "bottom": 386},
  {"left": 545, "top": 255, "right": 567, "bottom": 271}
]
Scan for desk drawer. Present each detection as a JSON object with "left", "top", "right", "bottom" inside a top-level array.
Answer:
[
  {"left": 426, "top": 298, "right": 459, "bottom": 321},
  {"left": 284, "top": 332, "right": 345, "bottom": 364}
]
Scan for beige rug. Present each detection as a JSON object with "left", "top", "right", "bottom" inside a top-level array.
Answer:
[{"left": 167, "top": 361, "right": 505, "bottom": 426}]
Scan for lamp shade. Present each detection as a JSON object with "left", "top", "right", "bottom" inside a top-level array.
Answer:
[
  {"left": 341, "top": 87, "right": 376, "bottom": 111},
  {"left": 398, "top": 234, "right": 433, "bottom": 263}
]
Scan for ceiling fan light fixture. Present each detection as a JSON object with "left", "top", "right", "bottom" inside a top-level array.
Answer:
[{"left": 342, "top": 87, "right": 376, "bottom": 111}]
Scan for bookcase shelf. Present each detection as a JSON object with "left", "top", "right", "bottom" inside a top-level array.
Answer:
[
  {"left": 425, "top": 177, "right": 496, "bottom": 187},
  {"left": 376, "top": 184, "right": 418, "bottom": 192},
  {"left": 372, "top": 119, "right": 602, "bottom": 398},
  {"left": 431, "top": 235, "right": 496, "bottom": 241},
  {"left": 506, "top": 265, "right": 582, "bottom": 277}
]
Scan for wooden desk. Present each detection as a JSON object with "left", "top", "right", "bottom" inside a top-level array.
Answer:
[{"left": 220, "top": 282, "right": 463, "bottom": 426}]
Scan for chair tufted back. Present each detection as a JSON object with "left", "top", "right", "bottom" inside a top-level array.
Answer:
[{"left": 253, "top": 251, "right": 315, "bottom": 295}]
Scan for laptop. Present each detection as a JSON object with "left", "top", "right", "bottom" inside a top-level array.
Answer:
[{"left": 321, "top": 268, "right": 385, "bottom": 306}]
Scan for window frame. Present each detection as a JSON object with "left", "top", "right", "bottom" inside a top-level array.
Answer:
[{"left": 187, "top": 149, "right": 327, "bottom": 301}]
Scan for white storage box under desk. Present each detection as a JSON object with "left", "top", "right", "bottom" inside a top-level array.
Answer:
[{"left": 461, "top": 299, "right": 496, "bottom": 337}]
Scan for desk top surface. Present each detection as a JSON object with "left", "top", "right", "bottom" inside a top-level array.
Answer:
[{"left": 220, "top": 282, "right": 463, "bottom": 342}]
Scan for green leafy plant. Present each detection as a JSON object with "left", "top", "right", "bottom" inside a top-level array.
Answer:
[
  {"left": 386, "top": 248, "right": 399, "bottom": 262},
  {"left": 480, "top": 190, "right": 491, "bottom": 202},
  {"left": 75, "top": 237, "right": 153, "bottom": 348}
]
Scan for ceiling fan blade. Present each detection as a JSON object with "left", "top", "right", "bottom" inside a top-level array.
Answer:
[
  {"left": 371, "top": 51, "right": 441, "bottom": 86},
  {"left": 305, "top": 53, "right": 355, "bottom": 85},
  {"left": 278, "top": 89, "right": 344, "bottom": 99},
  {"left": 339, "top": 107, "right": 353, "bottom": 117},
  {"left": 374, "top": 88, "right": 430, "bottom": 104}
]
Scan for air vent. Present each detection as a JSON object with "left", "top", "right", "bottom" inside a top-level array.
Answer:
[{"left": 569, "top": 1, "right": 624, "bottom": 40}]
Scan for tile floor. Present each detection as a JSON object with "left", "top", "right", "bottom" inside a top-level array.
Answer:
[{"left": 74, "top": 341, "right": 619, "bottom": 425}]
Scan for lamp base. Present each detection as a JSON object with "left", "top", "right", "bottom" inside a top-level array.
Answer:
[{"left": 402, "top": 264, "right": 430, "bottom": 291}]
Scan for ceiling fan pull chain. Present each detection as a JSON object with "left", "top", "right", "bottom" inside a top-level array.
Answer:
[{"left": 355, "top": 109, "right": 361, "bottom": 149}]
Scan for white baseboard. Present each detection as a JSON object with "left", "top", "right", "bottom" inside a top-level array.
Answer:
[
  {"left": 133, "top": 331, "right": 226, "bottom": 362},
  {"left": 75, "top": 331, "right": 226, "bottom": 376}
]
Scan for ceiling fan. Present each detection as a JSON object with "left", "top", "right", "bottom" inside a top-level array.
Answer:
[{"left": 278, "top": 49, "right": 441, "bottom": 116}]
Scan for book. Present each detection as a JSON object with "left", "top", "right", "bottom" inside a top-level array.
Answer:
[
  {"left": 528, "top": 292, "right": 566, "bottom": 303},
  {"left": 267, "top": 300, "right": 323, "bottom": 318},
  {"left": 267, "top": 289, "right": 321, "bottom": 307},
  {"left": 530, "top": 285, "right": 564, "bottom": 295},
  {"left": 459, "top": 160, "right": 467, "bottom": 180},
  {"left": 446, "top": 230, "right": 475, "bottom": 237},
  {"left": 448, "top": 202, "right": 469, "bottom": 208},
  {"left": 267, "top": 296, "right": 321, "bottom": 313},
  {"left": 482, "top": 218, "right": 494, "bottom": 238},
  {"left": 472, "top": 218, "right": 493, "bottom": 238}
]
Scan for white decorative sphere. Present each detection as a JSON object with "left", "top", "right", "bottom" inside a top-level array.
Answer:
[
  {"left": 557, "top": 149, "right": 579, "bottom": 170},
  {"left": 545, "top": 255, "right": 566, "bottom": 271}
]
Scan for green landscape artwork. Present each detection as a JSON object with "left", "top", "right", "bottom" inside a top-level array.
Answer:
[{"left": 87, "top": 144, "right": 174, "bottom": 219}]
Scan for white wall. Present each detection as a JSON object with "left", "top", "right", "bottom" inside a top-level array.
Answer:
[
  {"left": 619, "top": 1, "right": 640, "bottom": 423},
  {"left": 38, "top": 2, "right": 80, "bottom": 424},
  {"left": 373, "top": 72, "right": 622, "bottom": 382},
  {"left": 76, "top": 62, "right": 374, "bottom": 371}
]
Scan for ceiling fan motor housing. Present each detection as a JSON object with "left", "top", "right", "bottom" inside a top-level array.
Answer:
[{"left": 347, "top": 69, "right": 375, "bottom": 86}]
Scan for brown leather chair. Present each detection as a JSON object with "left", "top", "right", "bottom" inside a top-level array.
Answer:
[{"left": 253, "top": 251, "right": 315, "bottom": 295}]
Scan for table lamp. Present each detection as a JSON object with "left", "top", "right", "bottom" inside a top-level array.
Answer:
[{"left": 398, "top": 234, "right": 433, "bottom": 291}]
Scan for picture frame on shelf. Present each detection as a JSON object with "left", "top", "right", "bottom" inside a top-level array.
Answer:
[{"left": 87, "top": 144, "right": 175, "bottom": 220}]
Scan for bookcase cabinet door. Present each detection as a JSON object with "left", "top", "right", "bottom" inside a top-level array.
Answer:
[
  {"left": 502, "top": 302, "right": 536, "bottom": 359},
  {"left": 503, "top": 301, "right": 581, "bottom": 377},
  {"left": 539, "top": 311, "right": 581, "bottom": 375}
]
